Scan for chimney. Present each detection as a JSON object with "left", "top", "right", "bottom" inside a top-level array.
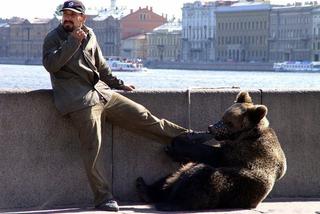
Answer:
[
  {"left": 146, "top": 6, "right": 149, "bottom": 10},
  {"left": 139, "top": 6, "right": 141, "bottom": 10},
  {"left": 130, "top": 9, "right": 133, "bottom": 14},
  {"left": 150, "top": 7, "right": 153, "bottom": 11}
]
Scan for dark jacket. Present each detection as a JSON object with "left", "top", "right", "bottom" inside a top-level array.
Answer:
[{"left": 43, "top": 24, "right": 124, "bottom": 115}]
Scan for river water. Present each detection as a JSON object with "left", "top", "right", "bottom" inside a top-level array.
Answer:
[{"left": 0, "top": 64, "right": 320, "bottom": 90}]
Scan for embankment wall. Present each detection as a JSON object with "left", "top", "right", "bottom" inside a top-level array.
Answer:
[{"left": 0, "top": 89, "right": 319, "bottom": 210}]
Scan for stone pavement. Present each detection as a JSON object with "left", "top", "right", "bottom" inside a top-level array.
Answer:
[{"left": 2, "top": 199, "right": 320, "bottom": 214}]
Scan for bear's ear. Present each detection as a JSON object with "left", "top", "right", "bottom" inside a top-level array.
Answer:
[
  {"left": 235, "top": 91, "right": 252, "bottom": 103},
  {"left": 248, "top": 105, "right": 268, "bottom": 124}
]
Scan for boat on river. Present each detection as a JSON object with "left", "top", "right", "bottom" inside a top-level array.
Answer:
[
  {"left": 273, "top": 61, "right": 320, "bottom": 72},
  {"left": 106, "top": 57, "right": 147, "bottom": 72}
]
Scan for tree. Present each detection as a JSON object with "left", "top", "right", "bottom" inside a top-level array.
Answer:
[{"left": 54, "top": 4, "right": 63, "bottom": 17}]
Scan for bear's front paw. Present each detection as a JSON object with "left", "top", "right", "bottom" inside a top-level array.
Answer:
[
  {"left": 136, "top": 177, "right": 151, "bottom": 203},
  {"left": 136, "top": 177, "right": 145, "bottom": 188},
  {"left": 164, "top": 145, "right": 190, "bottom": 164}
]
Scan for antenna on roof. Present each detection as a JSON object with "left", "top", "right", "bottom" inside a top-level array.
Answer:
[{"left": 111, "top": 0, "right": 116, "bottom": 9}]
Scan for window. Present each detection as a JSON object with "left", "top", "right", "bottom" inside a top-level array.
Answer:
[
  {"left": 204, "top": 25, "right": 207, "bottom": 39},
  {"left": 140, "top": 13, "right": 147, "bottom": 21}
]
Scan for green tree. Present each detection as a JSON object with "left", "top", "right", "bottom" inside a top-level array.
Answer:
[{"left": 54, "top": 4, "right": 63, "bottom": 17}]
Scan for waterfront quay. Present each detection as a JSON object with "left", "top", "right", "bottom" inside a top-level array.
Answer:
[
  {"left": 0, "top": 58, "right": 274, "bottom": 71},
  {"left": 146, "top": 61, "right": 274, "bottom": 71},
  {"left": 0, "top": 89, "right": 319, "bottom": 213}
]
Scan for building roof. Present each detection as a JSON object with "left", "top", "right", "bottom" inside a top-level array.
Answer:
[
  {"left": 183, "top": 0, "right": 237, "bottom": 8},
  {"left": 121, "top": 6, "right": 166, "bottom": 20},
  {"left": 7, "top": 17, "right": 54, "bottom": 25},
  {"left": 6, "top": 17, "right": 25, "bottom": 24},
  {"left": 27, "top": 18, "right": 52, "bottom": 24},
  {"left": 94, "top": 7, "right": 127, "bottom": 21},
  {"left": 153, "top": 22, "right": 182, "bottom": 33},
  {"left": 0, "top": 23, "right": 9, "bottom": 28},
  {"left": 126, "top": 34, "right": 146, "bottom": 40},
  {"left": 271, "top": 4, "right": 314, "bottom": 12},
  {"left": 216, "top": 2, "right": 271, "bottom": 13}
]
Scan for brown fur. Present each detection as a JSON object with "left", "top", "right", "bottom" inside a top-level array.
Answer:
[{"left": 136, "top": 91, "right": 287, "bottom": 211}]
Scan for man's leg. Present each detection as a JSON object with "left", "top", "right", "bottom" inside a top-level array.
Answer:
[
  {"left": 103, "top": 92, "right": 188, "bottom": 144},
  {"left": 69, "top": 103, "right": 114, "bottom": 207}
]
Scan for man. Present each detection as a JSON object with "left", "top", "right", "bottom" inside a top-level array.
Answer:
[{"left": 43, "top": 0, "right": 212, "bottom": 212}]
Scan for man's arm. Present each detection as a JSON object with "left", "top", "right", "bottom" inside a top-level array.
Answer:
[{"left": 42, "top": 32, "right": 81, "bottom": 73}]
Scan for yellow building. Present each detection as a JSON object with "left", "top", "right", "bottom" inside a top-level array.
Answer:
[
  {"left": 216, "top": 2, "right": 271, "bottom": 62},
  {"left": 120, "top": 34, "right": 146, "bottom": 59},
  {"left": 146, "top": 22, "right": 181, "bottom": 62},
  {"left": 8, "top": 18, "right": 59, "bottom": 63}
]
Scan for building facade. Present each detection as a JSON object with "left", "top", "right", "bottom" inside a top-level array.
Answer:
[
  {"left": 0, "top": 22, "right": 10, "bottom": 57},
  {"left": 120, "top": 6, "right": 167, "bottom": 40},
  {"left": 7, "top": 18, "right": 59, "bottom": 63},
  {"left": 87, "top": 15, "right": 121, "bottom": 57},
  {"left": 146, "top": 22, "right": 181, "bottom": 62},
  {"left": 0, "top": 14, "right": 121, "bottom": 63},
  {"left": 181, "top": 1, "right": 216, "bottom": 63},
  {"left": 120, "top": 34, "right": 146, "bottom": 59},
  {"left": 181, "top": 1, "right": 237, "bottom": 63},
  {"left": 312, "top": 7, "right": 320, "bottom": 61},
  {"left": 269, "top": 5, "right": 313, "bottom": 62},
  {"left": 216, "top": 2, "right": 271, "bottom": 62}
]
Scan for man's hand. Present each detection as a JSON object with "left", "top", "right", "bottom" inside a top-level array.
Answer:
[
  {"left": 119, "top": 84, "right": 135, "bottom": 91},
  {"left": 71, "top": 28, "right": 87, "bottom": 43}
]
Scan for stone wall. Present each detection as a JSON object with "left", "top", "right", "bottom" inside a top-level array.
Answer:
[{"left": 0, "top": 89, "right": 319, "bottom": 210}]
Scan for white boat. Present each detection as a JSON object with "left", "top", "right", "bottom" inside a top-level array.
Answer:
[
  {"left": 107, "top": 59, "right": 147, "bottom": 72},
  {"left": 273, "top": 61, "right": 320, "bottom": 72}
]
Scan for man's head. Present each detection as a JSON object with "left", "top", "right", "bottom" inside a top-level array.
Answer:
[{"left": 60, "top": 0, "right": 86, "bottom": 32}]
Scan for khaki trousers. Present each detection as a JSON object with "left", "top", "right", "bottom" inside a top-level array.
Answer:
[{"left": 69, "top": 92, "right": 188, "bottom": 205}]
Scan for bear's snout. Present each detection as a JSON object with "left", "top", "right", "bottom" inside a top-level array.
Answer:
[{"left": 208, "top": 120, "right": 230, "bottom": 141}]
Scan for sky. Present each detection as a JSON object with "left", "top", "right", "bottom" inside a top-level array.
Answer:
[{"left": 0, "top": 0, "right": 315, "bottom": 20}]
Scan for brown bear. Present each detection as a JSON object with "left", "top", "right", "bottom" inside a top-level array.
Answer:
[{"left": 136, "top": 91, "right": 287, "bottom": 211}]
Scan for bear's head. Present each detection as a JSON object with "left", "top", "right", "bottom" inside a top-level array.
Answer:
[{"left": 209, "top": 91, "right": 269, "bottom": 141}]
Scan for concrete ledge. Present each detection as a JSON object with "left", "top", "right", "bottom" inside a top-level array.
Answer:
[
  {"left": 0, "top": 89, "right": 319, "bottom": 210},
  {"left": 4, "top": 199, "right": 320, "bottom": 214}
]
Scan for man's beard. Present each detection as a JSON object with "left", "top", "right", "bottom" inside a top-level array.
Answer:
[{"left": 62, "top": 21, "right": 75, "bottom": 32}]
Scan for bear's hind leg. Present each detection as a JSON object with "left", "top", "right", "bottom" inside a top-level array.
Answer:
[
  {"left": 136, "top": 176, "right": 172, "bottom": 203},
  {"left": 136, "top": 177, "right": 152, "bottom": 203}
]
